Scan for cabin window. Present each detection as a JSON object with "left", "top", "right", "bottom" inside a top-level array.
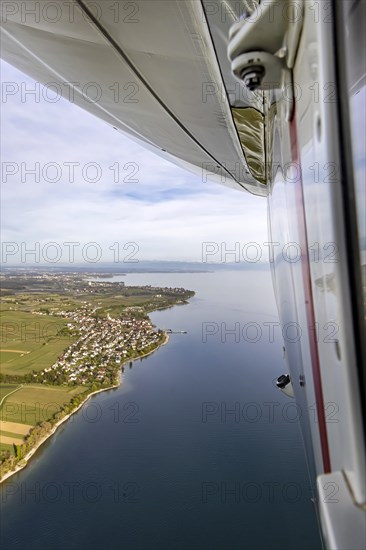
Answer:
[{"left": 343, "top": 1, "right": 366, "bottom": 318}]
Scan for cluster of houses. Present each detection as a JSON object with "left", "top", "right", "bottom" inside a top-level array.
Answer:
[{"left": 34, "top": 305, "right": 164, "bottom": 386}]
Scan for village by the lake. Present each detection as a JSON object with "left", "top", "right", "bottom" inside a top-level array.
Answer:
[{"left": 0, "top": 270, "right": 194, "bottom": 480}]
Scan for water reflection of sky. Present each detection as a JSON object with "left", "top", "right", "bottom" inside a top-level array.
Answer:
[{"left": 0, "top": 270, "right": 322, "bottom": 550}]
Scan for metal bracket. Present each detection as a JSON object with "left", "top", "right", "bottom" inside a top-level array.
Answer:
[{"left": 228, "top": 0, "right": 303, "bottom": 119}]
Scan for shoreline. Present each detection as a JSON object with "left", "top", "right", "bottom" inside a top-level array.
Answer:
[{"left": 0, "top": 332, "right": 169, "bottom": 484}]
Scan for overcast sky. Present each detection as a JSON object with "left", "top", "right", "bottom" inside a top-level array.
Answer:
[{"left": 1, "top": 60, "right": 268, "bottom": 266}]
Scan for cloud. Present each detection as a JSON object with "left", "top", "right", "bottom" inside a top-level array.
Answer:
[{"left": 1, "top": 61, "right": 268, "bottom": 263}]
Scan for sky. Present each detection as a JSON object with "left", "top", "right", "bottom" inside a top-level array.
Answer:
[{"left": 1, "top": 60, "right": 268, "bottom": 266}]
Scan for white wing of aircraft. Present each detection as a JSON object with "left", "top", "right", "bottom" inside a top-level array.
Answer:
[{"left": 1, "top": 1, "right": 365, "bottom": 548}]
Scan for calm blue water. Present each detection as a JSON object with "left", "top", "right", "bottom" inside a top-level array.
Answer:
[{"left": 0, "top": 271, "right": 322, "bottom": 550}]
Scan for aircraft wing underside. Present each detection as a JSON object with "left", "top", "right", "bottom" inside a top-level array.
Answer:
[{"left": 0, "top": 0, "right": 267, "bottom": 195}]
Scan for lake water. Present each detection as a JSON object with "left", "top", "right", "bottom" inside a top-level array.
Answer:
[{"left": 0, "top": 270, "right": 322, "bottom": 550}]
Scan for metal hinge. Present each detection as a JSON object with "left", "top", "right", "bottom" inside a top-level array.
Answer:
[{"left": 228, "top": 0, "right": 304, "bottom": 120}]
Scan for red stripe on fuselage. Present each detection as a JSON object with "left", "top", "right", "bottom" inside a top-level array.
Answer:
[{"left": 289, "top": 109, "right": 331, "bottom": 473}]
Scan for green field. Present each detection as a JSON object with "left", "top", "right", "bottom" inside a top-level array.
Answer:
[
  {"left": 0, "top": 383, "right": 22, "bottom": 402},
  {"left": 0, "top": 383, "right": 86, "bottom": 454},
  {"left": 1, "top": 384, "right": 86, "bottom": 425},
  {"left": 0, "top": 383, "right": 19, "bottom": 398},
  {"left": 0, "top": 307, "right": 74, "bottom": 376}
]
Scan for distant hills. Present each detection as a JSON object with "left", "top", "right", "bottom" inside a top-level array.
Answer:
[{"left": 1, "top": 260, "right": 270, "bottom": 274}]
